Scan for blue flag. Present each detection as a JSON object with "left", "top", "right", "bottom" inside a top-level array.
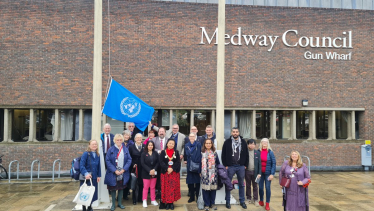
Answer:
[{"left": 102, "top": 79, "right": 154, "bottom": 131}]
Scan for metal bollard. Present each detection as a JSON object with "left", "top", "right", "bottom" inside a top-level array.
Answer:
[
  {"left": 8, "top": 160, "right": 19, "bottom": 183},
  {"left": 52, "top": 159, "right": 61, "bottom": 182},
  {"left": 30, "top": 160, "right": 40, "bottom": 182}
]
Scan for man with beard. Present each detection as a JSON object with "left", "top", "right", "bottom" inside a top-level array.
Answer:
[
  {"left": 201, "top": 125, "right": 217, "bottom": 148},
  {"left": 221, "top": 127, "right": 249, "bottom": 209}
]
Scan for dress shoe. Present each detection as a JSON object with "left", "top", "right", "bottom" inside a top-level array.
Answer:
[
  {"left": 259, "top": 201, "right": 264, "bottom": 206},
  {"left": 170, "top": 203, "right": 174, "bottom": 210},
  {"left": 166, "top": 203, "right": 170, "bottom": 210},
  {"left": 265, "top": 202, "right": 270, "bottom": 210},
  {"left": 133, "top": 201, "right": 136, "bottom": 205},
  {"left": 188, "top": 198, "right": 195, "bottom": 203},
  {"left": 118, "top": 204, "right": 125, "bottom": 209},
  {"left": 240, "top": 202, "right": 247, "bottom": 209},
  {"left": 225, "top": 202, "right": 231, "bottom": 209}
]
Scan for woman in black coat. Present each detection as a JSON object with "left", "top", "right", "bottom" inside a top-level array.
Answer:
[
  {"left": 184, "top": 133, "right": 202, "bottom": 203},
  {"left": 128, "top": 133, "right": 145, "bottom": 205},
  {"left": 141, "top": 140, "right": 159, "bottom": 207}
]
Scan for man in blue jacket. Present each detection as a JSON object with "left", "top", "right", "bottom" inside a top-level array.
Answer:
[{"left": 221, "top": 127, "right": 249, "bottom": 209}]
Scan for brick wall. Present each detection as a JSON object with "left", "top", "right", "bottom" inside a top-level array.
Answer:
[{"left": 0, "top": 1, "right": 373, "bottom": 149}]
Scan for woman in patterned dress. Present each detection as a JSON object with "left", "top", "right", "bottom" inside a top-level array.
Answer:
[
  {"left": 159, "top": 138, "right": 181, "bottom": 210},
  {"left": 200, "top": 139, "right": 220, "bottom": 211}
]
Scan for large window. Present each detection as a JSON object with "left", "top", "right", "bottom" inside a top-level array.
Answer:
[
  {"left": 256, "top": 111, "right": 270, "bottom": 139},
  {"left": 12, "top": 109, "right": 30, "bottom": 142},
  {"left": 194, "top": 110, "right": 211, "bottom": 136},
  {"left": 0, "top": 109, "right": 3, "bottom": 142},
  {"left": 336, "top": 111, "right": 348, "bottom": 139},
  {"left": 172, "top": 110, "right": 191, "bottom": 135},
  {"left": 276, "top": 111, "right": 291, "bottom": 139},
  {"left": 57, "top": 109, "right": 76, "bottom": 141},
  {"left": 316, "top": 111, "right": 328, "bottom": 139},
  {"left": 238, "top": 110, "right": 251, "bottom": 139},
  {"left": 296, "top": 111, "right": 309, "bottom": 139},
  {"left": 36, "top": 109, "right": 54, "bottom": 141}
]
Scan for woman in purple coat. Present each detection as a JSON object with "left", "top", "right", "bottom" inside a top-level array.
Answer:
[{"left": 279, "top": 151, "right": 311, "bottom": 211}]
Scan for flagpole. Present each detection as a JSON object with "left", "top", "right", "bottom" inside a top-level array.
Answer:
[
  {"left": 91, "top": 0, "right": 110, "bottom": 209},
  {"left": 216, "top": 0, "right": 225, "bottom": 150}
]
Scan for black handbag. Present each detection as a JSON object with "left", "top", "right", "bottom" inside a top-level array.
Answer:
[{"left": 189, "top": 160, "right": 200, "bottom": 173}]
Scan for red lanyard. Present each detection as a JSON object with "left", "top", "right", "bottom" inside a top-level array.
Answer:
[{"left": 116, "top": 145, "right": 123, "bottom": 165}]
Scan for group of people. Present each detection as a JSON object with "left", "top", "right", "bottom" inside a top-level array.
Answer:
[{"left": 78, "top": 122, "right": 311, "bottom": 211}]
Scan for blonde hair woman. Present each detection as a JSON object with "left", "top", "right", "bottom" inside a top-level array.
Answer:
[
  {"left": 279, "top": 151, "right": 311, "bottom": 211},
  {"left": 79, "top": 140, "right": 101, "bottom": 211},
  {"left": 257, "top": 138, "right": 276, "bottom": 210}
]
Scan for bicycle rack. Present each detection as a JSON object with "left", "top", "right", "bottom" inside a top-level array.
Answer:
[
  {"left": 30, "top": 160, "right": 40, "bottom": 182},
  {"left": 8, "top": 160, "right": 20, "bottom": 183},
  {"left": 284, "top": 155, "right": 311, "bottom": 176},
  {"left": 52, "top": 159, "right": 61, "bottom": 182}
]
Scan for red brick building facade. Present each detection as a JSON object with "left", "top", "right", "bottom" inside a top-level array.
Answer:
[{"left": 0, "top": 0, "right": 373, "bottom": 173}]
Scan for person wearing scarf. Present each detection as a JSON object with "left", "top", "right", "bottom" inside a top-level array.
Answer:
[
  {"left": 104, "top": 134, "right": 132, "bottom": 211},
  {"left": 184, "top": 133, "right": 202, "bottom": 203},
  {"left": 128, "top": 133, "right": 145, "bottom": 205},
  {"left": 159, "top": 139, "right": 181, "bottom": 210},
  {"left": 201, "top": 139, "right": 220, "bottom": 211},
  {"left": 221, "top": 127, "right": 249, "bottom": 209}
]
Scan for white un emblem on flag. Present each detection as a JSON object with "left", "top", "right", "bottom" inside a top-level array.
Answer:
[{"left": 120, "top": 97, "right": 142, "bottom": 118}]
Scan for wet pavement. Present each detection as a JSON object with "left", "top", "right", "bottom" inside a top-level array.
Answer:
[{"left": 0, "top": 171, "right": 374, "bottom": 211}]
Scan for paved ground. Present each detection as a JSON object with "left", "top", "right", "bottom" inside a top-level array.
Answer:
[{"left": 1, "top": 171, "right": 374, "bottom": 211}]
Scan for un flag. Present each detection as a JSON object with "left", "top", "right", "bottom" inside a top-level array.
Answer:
[{"left": 102, "top": 79, "right": 154, "bottom": 131}]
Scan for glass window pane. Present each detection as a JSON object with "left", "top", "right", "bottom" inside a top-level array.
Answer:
[
  {"left": 336, "top": 111, "right": 348, "bottom": 139},
  {"left": 172, "top": 110, "right": 190, "bottom": 135},
  {"left": 296, "top": 111, "right": 309, "bottom": 139},
  {"left": 238, "top": 110, "right": 251, "bottom": 139},
  {"left": 195, "top": 110, "right": 211, "bottom": 136},
  {"left": 107, "top": 117, "right": 125, "bottom": 135},
  {"left": 60, "top": 109, "right": 75, "bottom": 141},
  {"left": 36, "top": 109, "right": 54, "bottom": 141},
  {"left": 0, "top": 109, "right": 3, "bottom": 142},
  {"left": 256, "top": 111, "right": 270, "bottom": 139},
  {"left": 277, "top": 111, "right": 292, "bottom": 139},
  {"left": 12, "top": 109, "right": 30, "bottom": 142},
  {"left": 316, "top": 111, "right": 328, "bottom": 139},
  {"left": 161, "top": 109, "right": 170, "bottom": 130}
]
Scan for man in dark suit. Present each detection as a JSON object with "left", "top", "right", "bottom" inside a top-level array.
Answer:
[
  {"left": 128, "top": 122, "right": 143, "bottom": 141},
  {"left": 101, "top": 123, "right": 114, "bottom": 161},
  {"left": 184, "top": 126, "right": 204, "bottom": 145},
  {"left": 245, "top": 139, "right": 261, "bottom": 206},
  {"left": 152, "top": 127, "right": 167, "bottom": 154}
]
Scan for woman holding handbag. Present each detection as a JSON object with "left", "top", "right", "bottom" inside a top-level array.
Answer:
[
  {"left": 141, "top": 140, "right": 159, "bottom": 207},
  {"left": 104, "top": 134, "right": 132, "bottom": 211},
  {"left": 184, "top": 133, "right": 202, "bottom": 203},
  {"left": 160, "top": 138, "right": 181, "bottom": 210},
  {"left": 128, "top": 133, "right": 145, "bottom": 205},
  {"left": 200, "top": 138, "right": 220, "bottom": 211},
  {"left": 279, "top": 151, "right": 311, "bottom": 211},
  {"left": 79, "top": 140, "right": 101, "bottom": 211}
]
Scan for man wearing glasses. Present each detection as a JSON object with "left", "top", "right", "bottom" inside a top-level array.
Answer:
[
  {"left": 151, "top": 124, "right": 186, "bottom": 160},
  {"left": 127, "top": 122, "right": 143, "bottom": 141}
]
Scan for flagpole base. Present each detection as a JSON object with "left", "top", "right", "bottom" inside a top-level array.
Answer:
[{"left": 72, "top": 202, "right": 112, "bottom": 210}]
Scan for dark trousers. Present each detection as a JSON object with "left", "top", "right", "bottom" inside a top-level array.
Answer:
[
  {"left": 225, "top": 165, "right": 245, "bottom": 203},
  {"left": 188, "top": 183, "right": 200, "bottom": 201},
  {"left": 258, "top": 173, "right": 271, "bottom": 203},
  {"left": 245, "top": 170, "right": 258, "bottom": 201},
  {"left": 202, "top": 189, "right": 216, "bottom": 207}
]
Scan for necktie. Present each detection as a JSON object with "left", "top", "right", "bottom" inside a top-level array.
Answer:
[
  {"left": 160, "top": 138, "right": 163, "bottom": 150},
  {"left": 106, "top": 135, "right": 110, "bottom": 153}
]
